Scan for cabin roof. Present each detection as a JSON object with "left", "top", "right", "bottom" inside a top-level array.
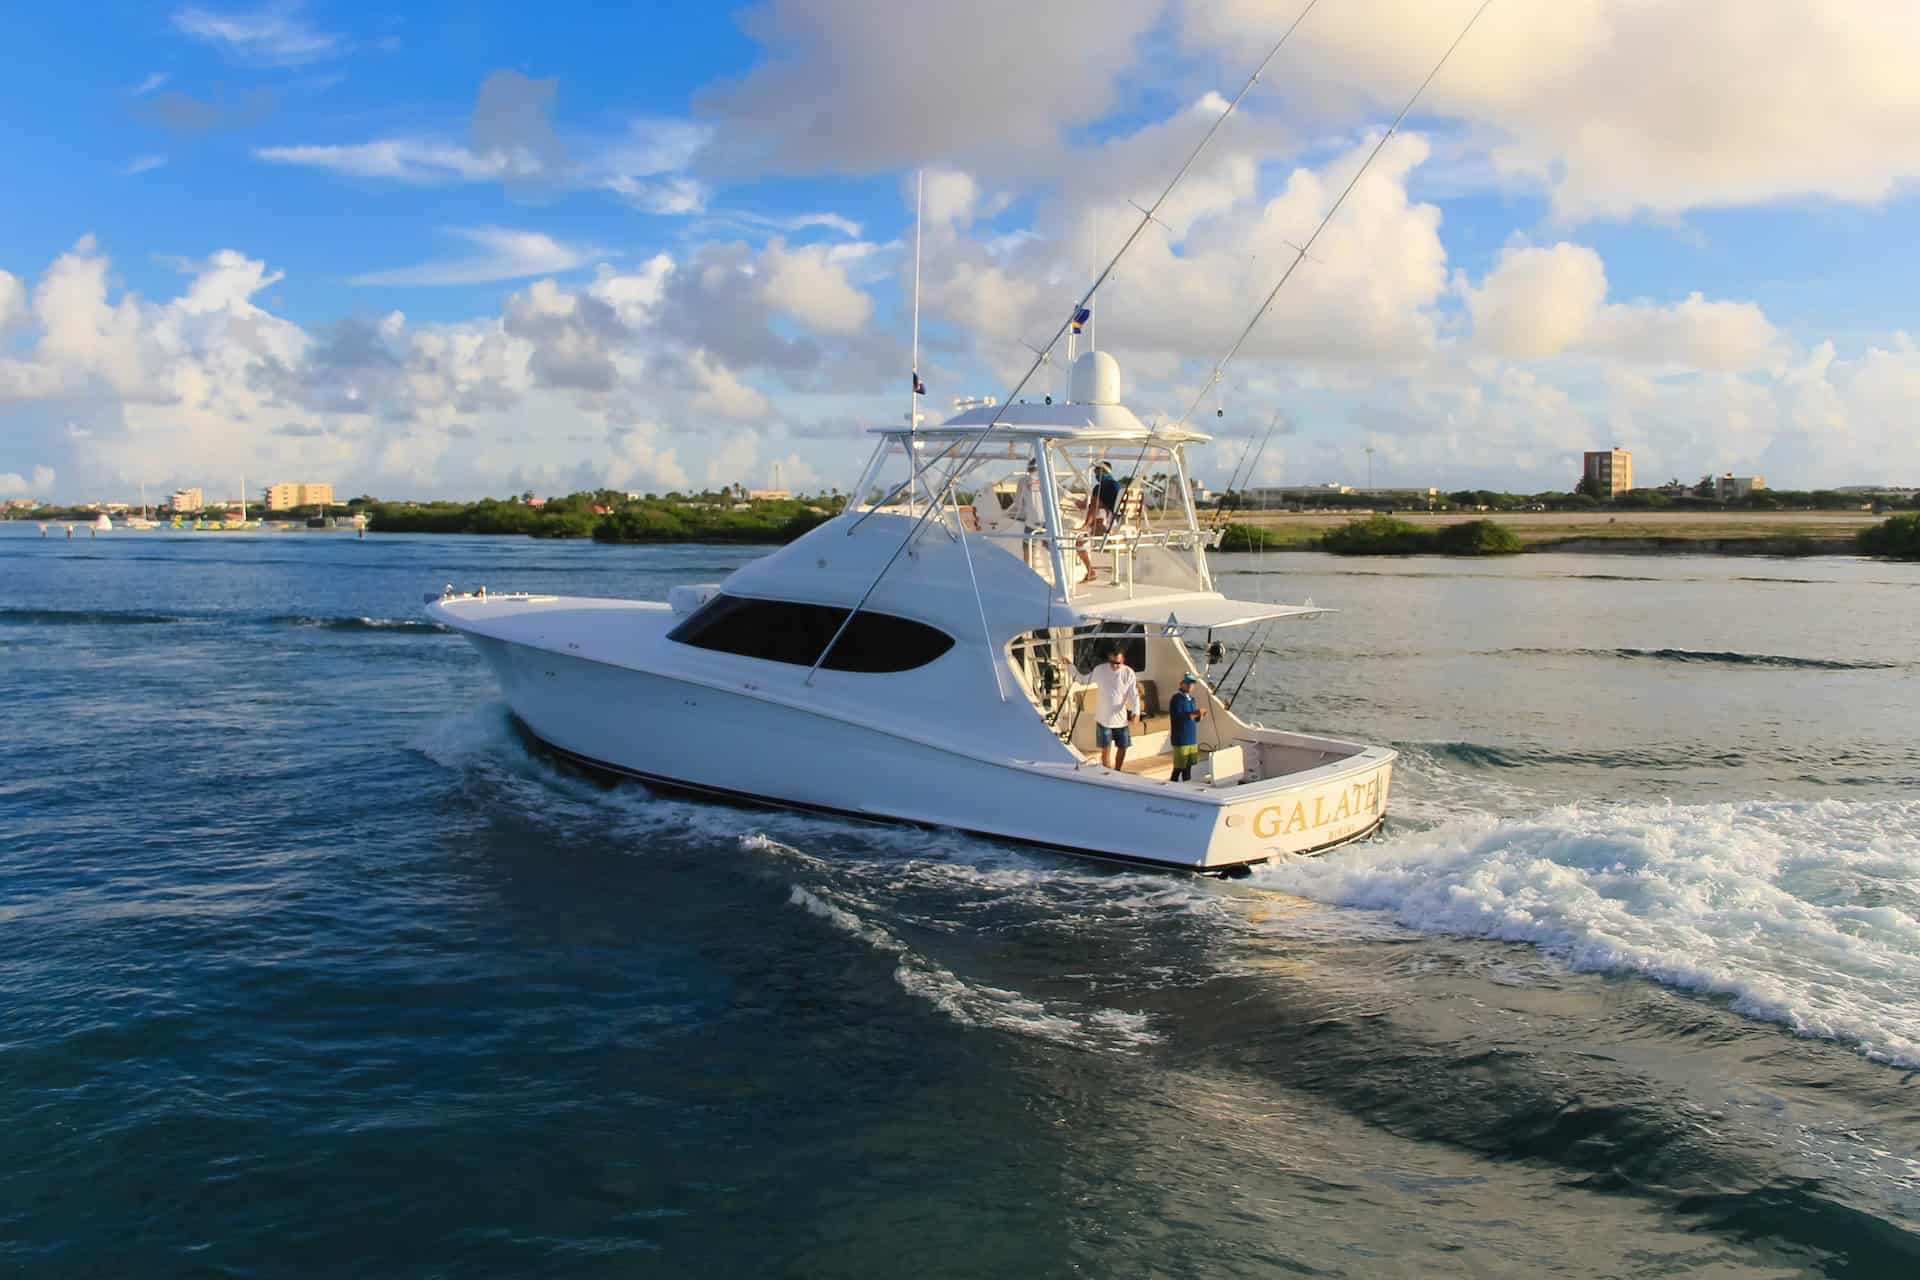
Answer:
[{"left": 870, "top": 400, "right": 1211, "bottom": 445}]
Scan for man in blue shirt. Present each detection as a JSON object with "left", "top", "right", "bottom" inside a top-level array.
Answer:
[
  {"left": 1078, "top": 460, "right": 1122, "bottom": 583},
  {"left": 1168, "top": 673, "right": 1208, "bottom": 781}
]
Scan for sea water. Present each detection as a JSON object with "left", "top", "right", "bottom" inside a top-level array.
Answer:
[{"left": 2, "top": 524, "right": 1916, "bottom": 1276}]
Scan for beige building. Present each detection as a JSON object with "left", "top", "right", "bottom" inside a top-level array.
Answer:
[
  {"left": 170, "top": 487, "right": 204, "bottom": 512},
  {"left": 267, "top": 482, "right": 335, "bottom": 511},
  {"left": 1582, "top": 448, "right": 1633, "bottom": 498},
  {"left": 1716, "top": 473, "right": 1767, "bottom": 500}
]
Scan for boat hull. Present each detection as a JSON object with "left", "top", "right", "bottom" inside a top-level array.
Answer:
[{"left": 462, "top": 632, "right": 1393, "bottom": 874}]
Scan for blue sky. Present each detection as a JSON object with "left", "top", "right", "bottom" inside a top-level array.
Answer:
[{"left": 4, "top": 1, "right": 1919, "bottom": 502}]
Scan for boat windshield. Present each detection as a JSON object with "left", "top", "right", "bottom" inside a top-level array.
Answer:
[{"left": 843, "top": 428, "right": 1219, "bottom": 602}]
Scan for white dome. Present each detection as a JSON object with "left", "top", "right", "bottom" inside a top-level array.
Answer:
[{"left": 1069, "top": 349, "right": 1121, "bottom": 406}]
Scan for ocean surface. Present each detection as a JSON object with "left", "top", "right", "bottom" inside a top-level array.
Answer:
[{"left": 3, "top": 522, "right": 1918, "bottom": 1277}]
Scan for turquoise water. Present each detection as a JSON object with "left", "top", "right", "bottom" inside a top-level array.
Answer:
[{"left": 3, "top": 525, "right": 1917, "bottom": 1276}]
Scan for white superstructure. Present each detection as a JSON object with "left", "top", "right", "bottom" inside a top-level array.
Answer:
[{"left": 429, "top": 353, "right": 1393, "bottom": 874}]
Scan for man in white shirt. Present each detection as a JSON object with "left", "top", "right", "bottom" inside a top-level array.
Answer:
[{"left": 1089, "top": 646, "right": 1142, "bottom": 770}]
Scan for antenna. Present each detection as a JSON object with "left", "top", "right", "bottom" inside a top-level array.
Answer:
[
  {"left": 905, "top": 169, "right": 925, "bottom": 446},
  {"left": 1170, "top": 0, "right": 1497, "bottom": 435},
  {"left": 1089, "top": 235, "right": 1098, "bottom": 353},
  {"left": 807, "top": 4, "right": 1324, "bottom": 686}
]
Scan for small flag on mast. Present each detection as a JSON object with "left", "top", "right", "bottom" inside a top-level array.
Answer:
[
  {"left": 912, "top": 370, "right": 926, "bottom": 395},
  {"left": 1071, "top": 306, "right": 1091, "bottom": 335}
]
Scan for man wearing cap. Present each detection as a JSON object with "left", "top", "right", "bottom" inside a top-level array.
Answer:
[{"left": 1168, "top": 673, "right": 1209, "bottom": 782}]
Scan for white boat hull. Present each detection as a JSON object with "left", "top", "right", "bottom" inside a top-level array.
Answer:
[{"left": 458, "top": 627, "right": 1393, "bottom": 874}]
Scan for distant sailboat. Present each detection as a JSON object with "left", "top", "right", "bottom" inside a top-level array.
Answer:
[{"left": 126, "top": 481, "right": 156, "bottom": 530}]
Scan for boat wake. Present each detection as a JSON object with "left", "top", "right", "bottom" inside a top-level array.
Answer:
[
  {"left": 1255, "top": 796, "right": 1920, "bottom": 1068},
  {"left": 1496, "top": 646, "right": 1903, "bottom": 671},
  {"left": 415, "top": 703, "right": 1172, "bottom": 1052},
  {"left": 0, "top": 607, "right": 191, "bottom": 626},
  {"left": 271, "top": 613, "right": 449, "bottom": 634},
  {"left": 781, "top": 873, "right": 1162, "bottom": 1054}
]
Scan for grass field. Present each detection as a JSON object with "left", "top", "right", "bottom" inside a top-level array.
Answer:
[{"left": 1226, "top": 508, "right": 1881, "bottom": 547}]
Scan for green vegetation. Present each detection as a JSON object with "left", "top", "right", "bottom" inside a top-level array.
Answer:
[
  {"left": 1318, "top": 515, "right": 1523, "bottom": 556},
  {"left": 1216, "top": 522, "right": 1318, "bottom": 551},
  {"left": 364, "top": 489, "right": 842, "bottom": 543},
  {"left": 1430, "top": 519, "right": 1524, "bottom": 555},
  {"left": 593, "top": 497, "right": 835, "bottom": 544},
  {"left": 1858, "top": 512, "right": 1920, "bottom": 559},
  {"left": 1319, "top": 515, "right": 1429, "bottom": 555}
]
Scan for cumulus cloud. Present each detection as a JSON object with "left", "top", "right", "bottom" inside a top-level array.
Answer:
[
  {"left": 1180, "top": 0, "right": 1920, "bottom": 220},
  {"left": 759, "top": 238, "right": 873, "bottom": 336},
  {"left": 1467, "top": 243, "right": 1779, "bottom": 370},
  {"left": 704, "top": 431, "right": 760, "bottom": 489},
  {"left": 0, "top": 465, "right": 57, "bottom": 495},
  {"left": 349, "top": 228, "right": 604, "bottom": 288},
  {"left": 0, "top": 270, "right": 25, "bottom": 333}
]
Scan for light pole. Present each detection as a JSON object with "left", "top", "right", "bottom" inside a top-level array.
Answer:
[{"left": 1364, "top": 446, "right": 1374, "bottom": 490}]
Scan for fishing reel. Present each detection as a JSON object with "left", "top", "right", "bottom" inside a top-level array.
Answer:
[{"left": 1206, "top": 640, "right": 1226, "bottom": 667}]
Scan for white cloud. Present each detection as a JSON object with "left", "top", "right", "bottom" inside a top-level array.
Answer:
[
  {"left": 1465, "top": 243, "right": 1608, "bottom": 361},
  {"left": 0, "top": 465, "right": 56, "bottom": 495},
  {"left": 171, "top": 3, "right": 342, "bottom": 67},
  {"left": 604, "top": 423, "right": 688, "bottom": 491},
  {"left": 1181, "top": 0, "right": 1920, "bottom": 220},
  {"left": 255, "top": 138, "right": 515, "bottom": 184},
  {"left": 588, "top": 256, "right": 673, "bottom": 329},
  {"left": 767, "top": 451, "right": 820, "bottom": 492},
  {"left": 0, "top": 270, "right": 25, "bottom": 333},
  {"left": 758, "top": 238, "right": 873, "bottom": 336},
  {"left": 1467, "top": 243, "right": 1779, "bottom": 371},
  {"left": 349, "top": 228, "right": 604, "bottom": 288},
  {"left": 704, "top": 431, "right": 760, "bottom": 489},
  {"left": 129, "top": 72, "right": 169, "bottom": 97},
  {"left": 123, "top": 155, "right": 168, "bottom": 176},
  {"left": 257, "top": 78, "right": 712, "bottom": 216},
  {"left": 715, "top": 209, "right": 863, "bottom": 238},
  {"left": 685, "top": 349, "right": 771, "bottom": 420}
]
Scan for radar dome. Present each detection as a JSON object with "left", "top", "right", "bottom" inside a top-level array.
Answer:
[{"left": 1069, "top": 349, "right": 1121, "bottom": 406}]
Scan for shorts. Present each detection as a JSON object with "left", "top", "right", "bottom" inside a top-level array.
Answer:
[
  {"left": 1172, "top": 744, "right": 1199, "bottom": 770},
  {"left": 1095, "top": 724, "right": 1132, "bottom": 749}
]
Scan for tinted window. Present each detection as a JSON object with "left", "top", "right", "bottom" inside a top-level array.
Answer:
[
  {"left": 668, "top": 594, "right": 953, "bottom": 673},
  {"left": 1072, "top": 623, "right": 1145, "bottom": 674}
]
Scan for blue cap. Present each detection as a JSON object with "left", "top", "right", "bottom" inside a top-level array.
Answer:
[{"left": 1179, "top": 673, "right": 1197, "bottom": 684}]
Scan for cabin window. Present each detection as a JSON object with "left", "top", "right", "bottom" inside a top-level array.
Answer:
[
  {"left": 667, "top": 594, "right": 954, "bottom": 673},
  {"left": 1071, "top": 623, "right": 1146, "bottom": 674}
]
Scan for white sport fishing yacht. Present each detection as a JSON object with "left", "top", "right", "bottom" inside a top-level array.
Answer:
[{"left": 429, "top": 351, "right": 1394, "bottom": 875}]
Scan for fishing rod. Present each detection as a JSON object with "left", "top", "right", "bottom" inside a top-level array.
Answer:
[
  {"left": 1133, "top": 0, "right": 1498, "bottom": 483},
  {"left": 805, "top": 0, "right": 1325, "bottom": 687},
  {"left": 1212, "top": 413, "right": 1280, "bottom": 530}
]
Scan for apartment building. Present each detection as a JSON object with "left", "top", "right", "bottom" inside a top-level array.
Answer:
[
  {"left": 1582, "top": 448, "right": 1633, "bottom": 498},
  {"left": 267, "top": 482, "right": 335, "bottom": 511}
]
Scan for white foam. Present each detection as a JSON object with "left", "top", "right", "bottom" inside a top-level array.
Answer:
[
  {"left": 785, "top": 883, "right": 1161, "bottom": 1052},
  {"left": 1255, "top": 797, "right": 1920, "bottom": 1068}
]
